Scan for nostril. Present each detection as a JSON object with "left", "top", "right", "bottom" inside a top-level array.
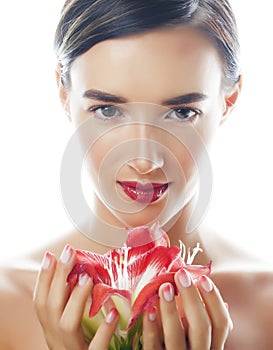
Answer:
[{"left": 127, "top": 158, "right": 164, "bottom": 175}]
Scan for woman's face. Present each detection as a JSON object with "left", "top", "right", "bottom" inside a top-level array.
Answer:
[{"left": 61, "top": 26, "right": 236, "bottom": 230}]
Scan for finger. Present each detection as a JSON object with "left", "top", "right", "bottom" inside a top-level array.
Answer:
[
  {"left": 175, "top": 269, "right": 211, "bottom": 350},
  {"left": 159, "top": 283, "right": 187, "bottom": 350},
  {"left": 60, "top": 273, "right": 93, "bottom": 349},
  {"left": 47, "top": 245, "right": 77, "bottom": 321},
  {"left": 175, "top": 294, "right": 189, "bottom": 332},
  {"left": 142, "top": 306, "right": 164, "bottom": 350},
  {"left": 33, "top": 251, "right": 57, "bottom": 326},
  {"left": 88, "top": 308, "right": 119, "bottom": 350},
  {"left": 196, "top": 275, "right": 233, "bottom": 348}
]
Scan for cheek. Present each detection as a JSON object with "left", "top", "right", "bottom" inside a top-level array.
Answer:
[
  {"left": 83, "top": 130, "right": 126, "bottom": 183},
  {"left": 85, "top": 140, "right": 111, "bottom": 178},
  {"left": 165, "top": 138, "right": 196, "bottom": 179}
]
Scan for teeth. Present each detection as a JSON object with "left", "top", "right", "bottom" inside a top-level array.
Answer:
[
  {"left": 137, "top": 180, "right": 151, "bottom": 185},
  {"left": 129, "top": 187, "right": 165, "bottom": 199},
  {"left": 119, "top": 182, "right": 168, "bottom": 203}
]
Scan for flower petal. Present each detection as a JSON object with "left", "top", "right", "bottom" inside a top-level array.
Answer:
[
  {"left": 89, "top": 283, "right": 131, "bottom": 318},
  {"left": 82, "top": 304, "right": 104, "bottom": 342},
  {"left": 130, "top": 245, "right": 182, "bottom": 295},
  {"left": 110, "top": 295, "right": 131, "bottom": 330},
  {"left": 129, "top": 261, "right": 212, "bottom": 329},
  {"left": 126, "top": 222, "right": 169, "bottom": 249},
  {"left": 129, "top": 272, "right": 176, "bottom": 329},
  {"left": 185, "top": 261, "right": 212, "bottom": 279},
  {"left": 67, "top": 250, "right": 111, "bottom": 287}
]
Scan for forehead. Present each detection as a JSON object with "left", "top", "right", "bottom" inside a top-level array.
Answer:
[{"left": 70, "top": 26, "right": 223, "bottom": 101}]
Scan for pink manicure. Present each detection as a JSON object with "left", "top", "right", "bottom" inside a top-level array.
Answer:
[
  {"left": 41, "top": 252, "right": 52, "bottom": 270},
  {"left": 105, "top": 308, "right": 118, "bottom": 324},
  {"left": 148, "top": 306, "right": 157, "bottom": 321},
  {"left": 200, "top": 275, "right": 213, "bottom": 293},
  {"left": 163, "top": 283, "right": 174, "bottom": 302},
  {"left": 177, "top": 269, "right": 192, "bottom": 288},
  {"left": 78, "top": 273, "right": 89, "bottom": 286},
  {"left": 60, "top": 244, "right": 73, "bottom": 264}
]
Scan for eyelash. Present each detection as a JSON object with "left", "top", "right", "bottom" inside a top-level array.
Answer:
[
  {"left": 164, "top": 107, "right": 201, "bottom": 123},
  {"left": 88, "top": 105, "right": 124, "bottom": 122},
  {"left": 88, "top": 104, "right": 201, "bottom": 123}
]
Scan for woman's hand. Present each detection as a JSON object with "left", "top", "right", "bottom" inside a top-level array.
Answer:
[
  {"left": 33, "top": 245, "right": 119, "bottom": 350},
  {"left": 142, "top": 269, "right": 232, "bottom": 350}
]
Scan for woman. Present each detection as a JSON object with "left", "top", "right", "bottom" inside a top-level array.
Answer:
[{"left": 0, "top": 0, "right": 272, "bottom": 349}]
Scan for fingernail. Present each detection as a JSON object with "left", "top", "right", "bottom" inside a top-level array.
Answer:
[
  {"left": 177, "top": 269, "right": 192, "bottom": 288},
  {"left": 105, "top": 308, "right": 118, "bottom": 324},
  {"left": 200, "top": 275, "right": 213, "bottom": 293},
  {"left": 41, "top": 252, "right": 52, "bottom": 270},
  {"left": 60, "top": 244, "right": 73, "bottom": 264},
  {"left": 148, "top": 306, "right": 157, "bottom": 321},
  {"left": 163, "top": 283, "right": 174, "bottom": 302},
  {"left": 78, "top": 273, "right": 89, "bottom": 286}
]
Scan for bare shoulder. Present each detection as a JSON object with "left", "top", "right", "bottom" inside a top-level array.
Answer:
[
  {"left": 212, "top": 268, "right": 273, "bottom": 349},
  {"left": 201, "top": 224, "right": 273, "bottom": 347},
  {"left": 208, "top": 229, "right": 273, "bottom": 325},
  {"left": 213, "top": 267, "right": 273, "bottom": 300},
  {"left": 243, "top": 268, "right": 273, "bottom": 323},
  {"left": 0, "top": 260, "right": 48, "bottom": 349}
]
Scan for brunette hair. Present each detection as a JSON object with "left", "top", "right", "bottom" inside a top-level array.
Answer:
[{"left": 55, "top": 0, "right": 240, "bottom": 89}]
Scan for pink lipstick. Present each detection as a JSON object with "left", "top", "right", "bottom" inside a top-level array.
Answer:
[{"left": 117, "top": 181, "right": 169, "bottom": 203}]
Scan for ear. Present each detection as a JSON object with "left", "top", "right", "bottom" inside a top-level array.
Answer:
[
  {"left": 220, "top": 76, "right": 242, "bottom": 125},
  {"left": 55, "top": 64, "right": 71, "bottom": 122}
]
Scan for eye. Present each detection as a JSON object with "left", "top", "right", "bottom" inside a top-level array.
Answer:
[
  {"left": 166, "top": 107, "right": 200, "bottom": 122},
  {"left": 90, "top": 105, "right": 123, "bottom": 120}
]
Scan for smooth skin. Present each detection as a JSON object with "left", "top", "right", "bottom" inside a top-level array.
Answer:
[{"left": 1, "top": 26, "right": 273, "bottom": 349}]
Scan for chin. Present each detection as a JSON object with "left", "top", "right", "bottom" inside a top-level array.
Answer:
[{"left": 110, "top": 203, "right": 176, "bottom": 229}]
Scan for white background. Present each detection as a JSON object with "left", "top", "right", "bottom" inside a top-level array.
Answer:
[{"left": 0, "top": 1, "right": 272, "bottom": 261}]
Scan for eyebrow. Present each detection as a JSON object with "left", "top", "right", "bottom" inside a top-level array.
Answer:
[
  {"left": 162, "top": 93, "right": 208, "bottom": 106},
  {"left": 82, "top": 89, "right": 208, "bottom": 105},
  {"left": 82, "top": 89, "right": 128, "bottom": 103}
]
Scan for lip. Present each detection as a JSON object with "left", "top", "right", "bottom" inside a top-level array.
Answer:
[{"left": 117, "top": 181, "right": 169, "bottom": 204}]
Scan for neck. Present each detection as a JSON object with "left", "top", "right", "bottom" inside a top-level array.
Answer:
[
  {"left": 34, "top": 191, "right": 210, "bottom": 265},
  {"left": 83, "top": 192, "right": 208, "bottom": 261}
]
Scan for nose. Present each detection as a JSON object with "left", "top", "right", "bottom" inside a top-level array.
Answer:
[{"left": 127, "top": 124, "right": 164, "bottom": 174}]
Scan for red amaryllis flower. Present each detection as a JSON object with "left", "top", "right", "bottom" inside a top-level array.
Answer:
[{"left": 67, "top": 223, "right": 211, "bottom": 349}]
